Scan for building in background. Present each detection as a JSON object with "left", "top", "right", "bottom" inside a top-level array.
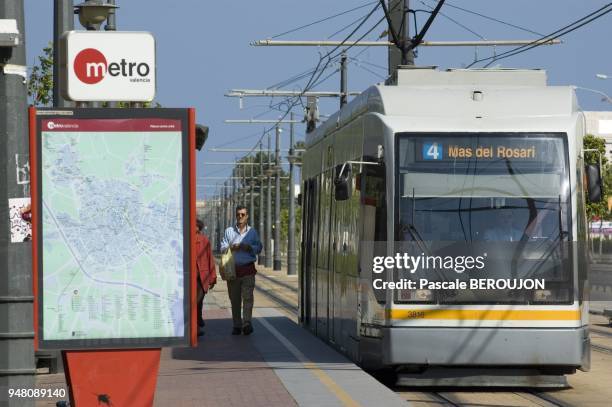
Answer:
[{"left": 584, "top": 111, "right": 612, "bottom": 161}]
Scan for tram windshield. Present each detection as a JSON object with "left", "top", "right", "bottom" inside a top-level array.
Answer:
[{"left": 395, "top": 133, "right": 573, "bottom": 304}]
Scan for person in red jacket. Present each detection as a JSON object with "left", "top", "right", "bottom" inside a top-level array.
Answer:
[{"left": 196, "top": 219, "right": 216, "bottom": 336}]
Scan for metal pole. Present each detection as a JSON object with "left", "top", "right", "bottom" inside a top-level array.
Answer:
[
  {"left": 216, "top": 196, "right": 222, "bottom": 252},
  {"left": 226, "top": 180, "right": 230, "bottom": 230},
  {"left": 105, "top": 0, "right": 117, "bottom": 31},
  {"left": 287, "top": 113, "right": 297, "bottom": 275},
  {"left": 273, "top": 126, "right": 282, "bottom": 271},
  {"left": 53, "top": 0, "right": 74, "bottom": 107},
  {"left": 0, "top": 0, "right": 36, "bottom": 398},
  {"left": 231, "top": 171, "right": 236, "bottom": 210},
  {"left": 242, "top": 165, "right": 247, "bottom": 206},
  {"left": 340, "top": 52, "right": 348, "bottom": 108},
  {"left": 258, "top": 142, "right": 265, "bottom": 266},
  {"left": 265, "top": 134, "right": 272, "bottom": 268},
  {"left": 249, "top": 158, "right": 254, "bottom": 232},
  {"left": 388, "top": 0, "right": 413, "bottom": 77},
  {"left": 104, "top": 0, "right": 118, "bottom": 108}
]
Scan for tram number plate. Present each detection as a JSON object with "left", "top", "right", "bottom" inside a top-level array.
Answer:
[{"left": 407, "top": 311, "right": 425, "bottom": 319}]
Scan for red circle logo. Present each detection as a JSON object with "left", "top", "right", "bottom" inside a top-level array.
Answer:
[{"left": 73, "top": 48, "right": 108, "bottom": 84}]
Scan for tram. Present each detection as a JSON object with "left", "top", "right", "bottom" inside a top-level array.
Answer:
[{"left": 299, "top": 67, "right": 600, "bottom": 386}]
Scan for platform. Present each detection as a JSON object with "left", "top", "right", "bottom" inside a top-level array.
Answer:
[{"left": 35, "top": 266, "right": 405, "bottom": 406}]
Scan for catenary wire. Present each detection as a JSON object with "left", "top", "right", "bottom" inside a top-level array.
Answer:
[
  {"left": 419, "top": 1, "right": 486, "bottom": 40},
  {"left": 426, "top": 0, "right": 545, "bottom": 36},
  {"left": 270, "top": 1, "right": 378, "bottom": 39},
  {"left": 470, "top": 3, "right": 612, "bottom": 68}
]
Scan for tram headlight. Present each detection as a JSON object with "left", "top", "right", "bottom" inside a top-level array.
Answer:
[
  {"left": 395, "top": 289, "right": 434, "bottom": 303},
  {"left": 532, "top": 287, "right": 571, "bottom": 304},
  {"left": 533, "top": 289, "right": 553, "bottom": 301}
]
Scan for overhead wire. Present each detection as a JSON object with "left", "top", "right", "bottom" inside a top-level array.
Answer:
[
  {"left": 429, "top": 0, "right": 545, "bottom": 36},
  {"left": 234, "top": 2, "right": 384, "bottom": 161},
  {"left": 270, "top": 1, "right": 378, "bottom": 39},
  {"left": 327, "top": 9, "right": 377, "bottom": 39},
  {"left": 466, "top": 3, "right": 612, "bottom": 68},
  {"left": 350, "top": 59, "right": 387, "bottom": 80},
  {"left": 419, "top": 1, "right": 486, "bottom": 40},
  {"left": 221, "top": 2, "right": 393, "bottom": 186}
]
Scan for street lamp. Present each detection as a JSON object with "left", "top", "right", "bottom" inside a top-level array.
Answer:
[
  {"left": 74, "top": 0, "right": 117, "bottom": 31},
  {"left": 573, "top": 86, "right": 612, "bottom": 104}
]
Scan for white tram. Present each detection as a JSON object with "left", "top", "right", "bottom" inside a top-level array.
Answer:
[{"left": 299, "top": 67, "right": 599, "bottom": 386}]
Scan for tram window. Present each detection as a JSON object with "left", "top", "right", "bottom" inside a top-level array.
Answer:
[{"left": 362, "top": 164, "right": 386, "bottom": 241}]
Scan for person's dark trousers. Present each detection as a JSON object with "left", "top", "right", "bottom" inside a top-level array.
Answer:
[
  {"left": 226, "top": 274, "right": 255, "bottom": 329},
  {"left": 197, "top": 278, "right": 205, "bottom": 327}
]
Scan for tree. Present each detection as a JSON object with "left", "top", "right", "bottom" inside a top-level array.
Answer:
[
  {"left": 230, "top": 140, "right": 305, "bottom": 253},
  {"left": 584, "top": 134, "right": 610, "bottom": 221},
  {"left": 28, "top": 42, "right": 54, "bottom": 106}
]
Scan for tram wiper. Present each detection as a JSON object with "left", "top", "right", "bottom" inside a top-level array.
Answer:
[{"left": 405, "top": 223, "right": 428, "bottom": 254}]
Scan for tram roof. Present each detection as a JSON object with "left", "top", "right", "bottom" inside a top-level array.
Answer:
[{"left": 306, "top": 68, "right": 579, "bottom": 147}]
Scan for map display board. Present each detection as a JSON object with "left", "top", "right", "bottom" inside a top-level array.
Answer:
[{"left": 30, "top": 108, "right": 195, "bottom": 349}]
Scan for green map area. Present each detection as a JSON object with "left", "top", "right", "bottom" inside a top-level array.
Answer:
[{"left": 41, "top": 131, "right": 185, "bottom": 341}]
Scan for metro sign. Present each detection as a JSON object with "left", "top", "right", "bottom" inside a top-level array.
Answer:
[{"left": 60, "top": 31, "right": 155, "bottom": 102}]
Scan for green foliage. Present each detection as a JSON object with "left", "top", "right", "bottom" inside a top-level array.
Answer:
[
  {"left": 584, "top": 134, "right": 611, "bottom": 221},
  {"left": 28, "top": 42, "right": 54, "bottom": 106},
  {"left": 231, "top": 142, "right": 303, "bottom": 245}
]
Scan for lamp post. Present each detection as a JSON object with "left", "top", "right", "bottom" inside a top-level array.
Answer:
[
  {"left": 265, "top": 134, "right": 274, "bottom": 269},
  {"left": 258, "top": 142, "right": 266, "bottom": 266},
  {"left": 74, "top": 0, "right": 117, "bottom": 31},
  {"left": 273, "top": 125, "right": 282, "bottom": 271},
  {"left": 73, "top": 0, "right": 117, "bottom": 107},
  {"left": 286, "top": 112, "right": 298, "bottom": 276},
  {"left": 1, "top": 0, "right": 36, "bottom": 398},
  {"left": 573, "top": 86, "right": 612, "bottom": 104}
]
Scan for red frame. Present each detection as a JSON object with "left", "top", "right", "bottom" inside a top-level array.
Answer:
[{"left": 29, "top": 107, "right": 198, "bottom": 350}]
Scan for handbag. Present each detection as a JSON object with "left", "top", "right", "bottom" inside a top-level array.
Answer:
[{"left": 220, "top": 249, "right": 236, "bottom": 281}]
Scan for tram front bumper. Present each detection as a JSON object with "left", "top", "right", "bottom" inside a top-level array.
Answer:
[{"left": 381, "top": 326, "right": 589, "bottom": 368}]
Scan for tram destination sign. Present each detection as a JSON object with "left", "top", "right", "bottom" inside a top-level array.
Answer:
[
  {"left": 397, "top": 133, "right": 567, "bottom": 173},
  {"left": 417, "top": 136, "right": 554, "bottom": 162},
  {"left": 30, "top": 108, "right": 195, "bottom": 350}
]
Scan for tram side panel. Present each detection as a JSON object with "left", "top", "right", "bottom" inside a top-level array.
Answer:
[
  {"left": 330, "top": 119, "right": 364, "bottom": 360},
  {"left": 357, "top": 114, "right": 390, "bottom": 369},
  {"left": 301, "top": 141, "right": 323, "bottom": 334}
]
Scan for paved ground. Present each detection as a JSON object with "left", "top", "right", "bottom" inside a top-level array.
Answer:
[{"left": 33, "top": 265, "right": 404, "bottom": 407}]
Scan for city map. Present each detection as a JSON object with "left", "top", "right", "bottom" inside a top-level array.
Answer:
[{"left": 40, "top": 118, "right": 186, "bottom": 342}]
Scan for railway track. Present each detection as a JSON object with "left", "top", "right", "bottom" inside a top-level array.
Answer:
[{"left": 255, "top": 273, "right": 610, "bottom": 407}]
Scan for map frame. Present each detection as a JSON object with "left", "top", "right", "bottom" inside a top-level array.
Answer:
[{"left": 29, "top": 107, "right": 197, "bottom": 350}]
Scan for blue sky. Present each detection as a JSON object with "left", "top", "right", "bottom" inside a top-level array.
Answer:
[{"left": 24, "top": 1, "right": 612, "bottom": 199}]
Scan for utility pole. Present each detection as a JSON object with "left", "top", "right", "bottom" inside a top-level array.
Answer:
[
  {"left": 266, "top": 134, "right": 273, "bottom": 268},
  {"left": 340, "top": 52, "right": 348, "bottom": 108},
  {"left": 387, "top": 0, "right": 413, "bottom": 77},
  {"left": 224, "top": 180, "right": 230, "bottom": 231},
  {"left": 273, "top": 125, "right": 282, "bottom": 271},
  {"left": 104, "top": 0, "right": 118, "bottom": 108},
  {"left": 0, "top": 0, "right": 35, "bottom": 398},
  {"left": 53, "top": 0, "right": 74, "bottom": 107},
  {"left": 249, "top": 158, "right": 254, "bottom": 235},
  {"left": 241, "top": 166, "right": 246, "bottom": 206},
  {"left": 287, "top": 113, "right": 297, "bottom": 275},
  {"left": 258, "top": 143, "right": 265, "bottom": 265}
]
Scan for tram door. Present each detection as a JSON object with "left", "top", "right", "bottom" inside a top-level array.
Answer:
[
  {"left": 301, "top": 179, "right": 316, "bottom": 325},
  {"left": 315, "top": 146, "right": 334, "bottom": 339}
]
